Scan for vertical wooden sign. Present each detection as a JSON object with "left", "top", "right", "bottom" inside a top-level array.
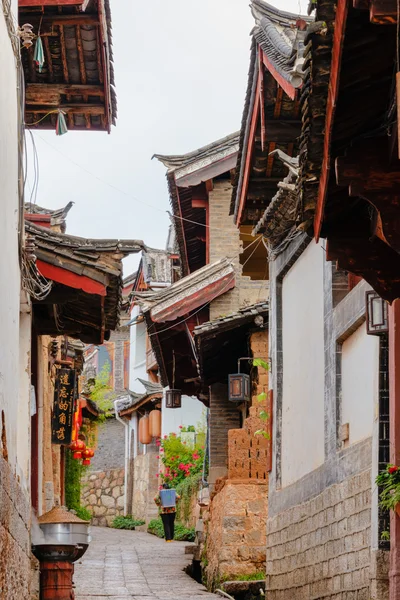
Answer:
[
  {"left": 397, "top": 72, "right": 400, "bottom": 159},
  {"left": 51, "top": 368, "right": 76, "bottom": 445}
]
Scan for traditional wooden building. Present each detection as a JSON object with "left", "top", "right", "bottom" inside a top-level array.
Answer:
[
  {"left": 134, "top": 133, "right": 272, "bottom": 585},
  {"left": 19, "top": 0, "right": 116, "bottom": 132},
  {"left": 232, "top": 1, "right": 400, "bottom": 598}
]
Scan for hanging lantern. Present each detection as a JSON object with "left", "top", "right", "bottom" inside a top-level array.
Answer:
[
  {"left": 366, "top": 291, "right": 388, "bottom": 335},
  {"left": 82, "top": 447, "right": 94, "bottom": 466},
  {"left": 229, "top": 374, "right": 250, "bottom": 403},
  {"left": 69, "top": 439, "right": 85, "bottom": 459},
  {"left": 149, "top": 410, "right": 162, "bottom": 438},
  {"left": 139, "top": 415, "right": 152, "bottom": 445},
  {"left": 166, "top": 389, "right": 182, "bottom": 409}
]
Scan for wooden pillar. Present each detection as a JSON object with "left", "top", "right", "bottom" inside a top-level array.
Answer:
[
  {"left": 389, "top": 300, "right": 400, "bottom": 600},
  {"left": 40, "top": 561, "right": 75, "bottom": 600}
]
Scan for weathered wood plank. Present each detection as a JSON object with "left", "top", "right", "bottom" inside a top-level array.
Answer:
[
  {"left": 19, "top": 0, "right": 86, "bottom": 5},
  {"left": 26, "top": 83, "right": 104, "bottom": 104},
  {"left": 59, "top": 25, "right": 69, "bottom": 83},
  {"left": 26, "top": 104, "right": 105, "bottom": 115},
  {"left": 75, "top": 25, "right": 87, "bottom": 84}
]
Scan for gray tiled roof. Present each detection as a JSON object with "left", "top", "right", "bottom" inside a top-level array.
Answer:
[
  {"left": 153, "top": 132, "right": 240, "bottom": 173},
  {"left": 251, "top": 0, "right": 312, "bottom": 88},
  {"left": 194, "top": 301, "right": 269, "bottom": 337},
  {"left": 114, "top": 380, "right": 163, "bottom": 414}
]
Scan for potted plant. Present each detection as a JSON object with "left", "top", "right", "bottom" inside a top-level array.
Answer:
[{"left": 376, "top": 464, "right": 400, "bottom": 516}]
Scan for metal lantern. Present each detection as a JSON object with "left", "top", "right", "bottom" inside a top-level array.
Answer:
[
  {"left": 366, "top": 291, "right": 388, "bottom": 335},
  {"left": 229, "top": 373, "right": 251, "bottom": 403},
  {"left": 166, "top": 389, "right": 182, "bottom": 409}
]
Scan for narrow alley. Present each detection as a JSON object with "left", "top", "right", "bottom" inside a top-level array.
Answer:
[{"left": 74, "top": 527, "right": 217, "bottom": 600}]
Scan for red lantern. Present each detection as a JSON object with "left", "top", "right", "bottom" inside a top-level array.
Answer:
[
  {"left": 82, "top": 458, "right": 91, "bottom": 466},
  {"left": 69, "top": 439, "right": 85, "bottom": 459}
]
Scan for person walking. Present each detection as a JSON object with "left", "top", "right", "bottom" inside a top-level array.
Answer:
[{"left": 154, "top": 483, "right": 180, "bottom": 542}]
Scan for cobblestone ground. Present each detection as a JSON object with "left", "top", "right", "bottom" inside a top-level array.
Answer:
[{"left": 74, "top": 526, "right": 217, "bottom": 600}]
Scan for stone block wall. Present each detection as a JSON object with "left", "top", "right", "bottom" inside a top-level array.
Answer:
[
  {"left": 0, "top": 454, "right": 37, "bottom": 599},
  {"left": 266, "top": 469, "right": 389, "bottom": 600},
  {"left": 81, "top": 468, "right": 125, "bottom": 527},
  {"left": 203, "top": 479, "right": 268, "bottom": 588},
  {"left": 131, "top": 452, "right": 159, "bottom": 523}
]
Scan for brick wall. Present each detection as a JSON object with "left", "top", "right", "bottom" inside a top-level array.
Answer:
[
  {"left": 208, "top": 181, "right": 268, "bottom": 321},
  {"left": 209, "top": 383, "right": 241, "bottom": 482},
  {"left": 266, "top": 469, "right": 388, "bottom": 600},
  {"left": 108, "top": 324, "right": 129, "bottom": 392},
  {"left": 0, "top": 455, "right": 37, "bottom": 599},
  {"left": 90, "top": 418, "right": 125, "bottom": 472}
]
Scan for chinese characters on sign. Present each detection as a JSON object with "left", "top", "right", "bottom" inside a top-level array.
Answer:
[{"left": 51, "top": 368, "right": 76, "bottom": 445}]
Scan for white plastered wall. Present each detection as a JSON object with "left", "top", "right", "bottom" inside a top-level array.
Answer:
[
  {"left": 281, "top": 241, "right": 325, "bottom": 487},
  {"left": 341, "top": 324, "right": 379, "bottom": 445},
  {"left": 129, "top": 305, "right": 147, "bottom": 392},
  {"left": 0, "top": 2, "right": 24, "bottom": 478}
]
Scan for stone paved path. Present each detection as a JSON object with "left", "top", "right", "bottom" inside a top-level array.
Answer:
[{"left": 74, "top": 526, "right": 218, "bottom": 600}]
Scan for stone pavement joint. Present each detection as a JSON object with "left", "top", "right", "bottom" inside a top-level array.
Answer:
[{"left": 74, "top": 526, "right": 218, "bottom": 600}]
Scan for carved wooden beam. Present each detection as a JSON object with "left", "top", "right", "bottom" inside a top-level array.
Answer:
[
  {"left": 353, "top": 0, "right": 398, "bottom": 22},
  {"left": 327, "top": 234, "right": 400, "bottom": 303},
  {"left": 335, "top": 139, "right": 400, "bottom": 252}
]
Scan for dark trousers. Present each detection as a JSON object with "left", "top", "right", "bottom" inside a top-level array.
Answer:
[{"left": 161, "top": 512, "right": 176, "bottom": 540}]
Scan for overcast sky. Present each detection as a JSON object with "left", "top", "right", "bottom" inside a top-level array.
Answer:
[{"left": 27, "top": 0, "right": 307, "bottom": 276}]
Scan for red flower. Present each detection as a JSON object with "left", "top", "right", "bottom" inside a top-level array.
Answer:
[
  {"left": 164, "top": 435, "right": 168, "bottom": 439},
  {"left": 156, "top": 455, "right": 160, "bottom": 459},
  {"left": 179, "top": 425, "right": 183, "bottom": 429},
  {"left": 156, "top": 473, "right": 159, "bottom": 478},
  {"left": 389, "top": 466, "right": 399, "bottom": 474}
]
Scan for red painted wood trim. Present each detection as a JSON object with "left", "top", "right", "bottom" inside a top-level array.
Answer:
[
  {"left": 258, "top": 48, "right": 266, "bottom": 152},
  {"left": 262, "top": 54, "right": 296, "bottom": 101},
  {"left": 25, "top": 214, "right": 52, "bottom": 228},
  {"left": 192, "top": 198, "right": 207, "bottom": 209},
  {"left": 314, "top": 0, "right": 350, "bottom": 241},
  {"left": 236, "top": 72, "right": 261, "bottom": 226},
  {"left": 36, "top": 259, "right": 107, "bottom": 296},
  {"left": 151, "top": 273, "right": 235, "bottom": 323},
  {"left": 205, "top": 198, "right": 210, "bottom": 265},
  {"left": 175, "top": 179, "right": 190, "bottom": 275},
  {"left": 19, "top": 0, "right": 84, "bottom": 5}
]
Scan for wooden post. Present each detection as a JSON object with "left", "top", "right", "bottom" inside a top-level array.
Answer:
[
  {"left": 389, "top": 299, "right": 400, "bottom": 600},
  {"left": 40, "top": 561, "right": 75, "bottom": 600}
]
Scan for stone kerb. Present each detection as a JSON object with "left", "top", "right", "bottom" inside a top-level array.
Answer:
[{"left": 81, "top": 468, "right": 125, "bottom": 527}]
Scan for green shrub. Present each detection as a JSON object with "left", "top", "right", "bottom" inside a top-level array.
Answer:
[
  {"left": 234, "top": 572, "right": 265, "bottom": 582},
  {"left": 65, "top": 449, "right": 92, "bottom": 521},
  {"left": 157, "top": 433, "right": 204, "bottom": 487},
  {"left": 111, "top": 515, "right": 145, "bottom": 530},
  {"left": 176, "top": 472, "right": 202, "bottom": 524},
  {"left": 147, "top": 518, "right": 195, "bottom": 541}
]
